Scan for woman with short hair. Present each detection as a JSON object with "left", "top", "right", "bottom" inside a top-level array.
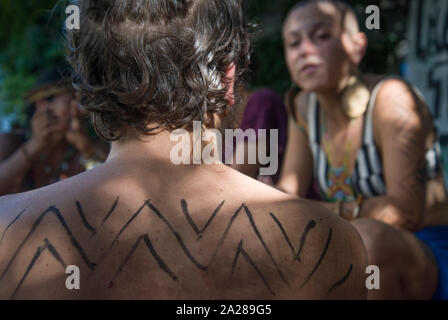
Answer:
[{"left": 278, "top": 0, "right": 448, "bottom": 299}]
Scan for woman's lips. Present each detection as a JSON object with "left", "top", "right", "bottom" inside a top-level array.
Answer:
[{"left": 300, "top": 64, "right": 320, "bottom": 76}]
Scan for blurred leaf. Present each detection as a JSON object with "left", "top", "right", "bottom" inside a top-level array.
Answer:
[
  {"left": 0, "top": 0, "right": 68, "bottom": 123},
  {"left": 1, "top": 0, "right": 409, "bottom": 126}
]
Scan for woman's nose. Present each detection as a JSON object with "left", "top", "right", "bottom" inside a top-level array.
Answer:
[{"left": 298, "top": 37, "right": 316, "bottom": 57}]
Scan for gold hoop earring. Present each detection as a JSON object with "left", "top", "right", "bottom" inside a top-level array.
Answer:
[{"left": 341, "top": 75, "right": 370, "bottom": 119}]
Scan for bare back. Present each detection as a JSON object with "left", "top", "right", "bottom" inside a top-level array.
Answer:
[{"left": 0, "top": 159, "right": 367, "bottom": 300}]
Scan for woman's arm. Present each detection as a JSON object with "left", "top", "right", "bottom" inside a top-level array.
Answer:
[
  {"left": 279, "top": 80, "right": 430, "bottom": 232},
  {"left": 338, "top": 79, "right": 429, "bottom": 231},
  {"left": 0, "top": 107, "right": 64, "bottom": 196},
  {"left": 362, "top": 80, "right": 427, "bottom": 230},
  {"left": 277, "top": 93, "right": 313, "bottom": 197},
  {"left": 0, "top": 135, "right": 38, "bottom": 196}
]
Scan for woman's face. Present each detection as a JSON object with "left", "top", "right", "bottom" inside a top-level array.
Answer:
[
  {"left": 283, "top": 2, "right": 353, "bottom": 93},
  {"left": 46, "top": 92, "right": 74, "bottom": 130},
  {"left": 36, "top": 91, "right": 74, "bottom": 145}
]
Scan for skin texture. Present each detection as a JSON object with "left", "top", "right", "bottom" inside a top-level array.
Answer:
[
  {"left": 0, "top": 129, "right": 367, "bottom": 300},
  {"left": 277, "top": 1, "right": 447, "bottom": 299},
  {"left": 0, "top": 52, "right": 367, "bottom": 300}
]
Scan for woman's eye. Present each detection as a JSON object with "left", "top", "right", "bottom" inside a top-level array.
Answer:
[
  {"left": 317, "top": 33, "right": 331, "bottom": 40},
  {"left": 289, "top": 41, "right": 300, "bottom": 48}
]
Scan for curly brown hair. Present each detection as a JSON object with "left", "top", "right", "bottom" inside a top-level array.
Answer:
[{"left": 66, "top": 0, "right": 251, "bottom": 141}]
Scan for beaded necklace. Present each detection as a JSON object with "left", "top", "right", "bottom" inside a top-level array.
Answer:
[
  {"left": 321, "top": 109, "right": 357, "bottom": 202},
  {"left": 23, "top": 145, "right": 79, "bottom": 190}
]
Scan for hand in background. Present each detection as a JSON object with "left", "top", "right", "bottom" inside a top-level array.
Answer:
[
  {"left": 27, "top": 107, "right": 66, "bottom": 157},
  {"left": 65, "top": 99, "right": 94, "bottom": 158}
]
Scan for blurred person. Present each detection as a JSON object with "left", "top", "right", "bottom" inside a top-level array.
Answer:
[
  {"left": 278, "top": 0, "right": 448, "bottom": 299},
  {"left": 228, "top": 87, "right": 288, "bottom": 185},
  {"left": 0, "top": 0, "right": 367, "bottom": 300},
  {"left": 0, "top": 70, "right": 107, "bottom": 196}
]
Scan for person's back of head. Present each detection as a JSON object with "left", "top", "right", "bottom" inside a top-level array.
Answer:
[{"left": 67, "top": 0, "right": 250, "bottom": 141}]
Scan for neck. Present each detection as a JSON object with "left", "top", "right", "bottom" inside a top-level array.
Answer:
[
  {"left": 315, "top": 74, "right": 355, "bottom": 127},
  {"left": 315, "top": 90, "right": 350, "bottom": 127},
  {"left": 107, "top": 125, "right": 222, "bottom": 166},
  {"left": 108, "top": 130, "right": 177, "bottom": 163}
]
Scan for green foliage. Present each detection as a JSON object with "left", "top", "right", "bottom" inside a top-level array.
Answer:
[
  {"left": 0, "top": 0, "right": 409, "bottom": 125},
  {"left": 0, "top": 0, "right": 68, "bottom": 125},
  {"left": 244, "top": 0, "right": 300, "bottom": 93}
]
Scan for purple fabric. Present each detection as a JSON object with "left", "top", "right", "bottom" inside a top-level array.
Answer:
[
  {"left": 239, "top": 89, "right": 288, "bottom": 184},
  {"left": 307, "top": 178, "right": 323, "bottom": 201}
]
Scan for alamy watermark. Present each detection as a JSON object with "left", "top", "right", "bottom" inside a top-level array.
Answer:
[
  {"left": 65, "top": 5, "right": 80, "bottom": 30},
  {"left": 64, "top": 264, "right": 380, "bottom": 291},
  {"left": 65, "top": 265, "right": 80, "bottom": 290},
  {"left": 365, "top": 264, "right": 380, "bottom": 290},
  {"left": 170, "top": 121, "right": 279, "bottom": 176},
  {"left": 65, "top": 4, "right": 382, "bottom": 31},
  {"left": 365, "top": 5, "right": 380, "bottom": 30}
]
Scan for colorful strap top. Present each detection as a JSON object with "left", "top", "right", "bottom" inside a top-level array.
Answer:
[{"left": 306, "top": 77, "right": 442, "bottom": 201}]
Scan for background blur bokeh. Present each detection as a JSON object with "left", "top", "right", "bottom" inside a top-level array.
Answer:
[{"left": 0, "top": 0, "right": 446, "bottom": 184}]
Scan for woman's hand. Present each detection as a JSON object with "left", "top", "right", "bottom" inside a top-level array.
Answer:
[
  {"left": 340, "top": 201, "right": 357, "bottom": 221},
  {"left": 27, "top": 107, "right": 65, "bottom": 157},
  {"left": 320, "top": 200, "right": 357, "bottom": 221}
]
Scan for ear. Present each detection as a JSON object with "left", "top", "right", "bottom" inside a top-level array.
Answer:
[
  {"left": 225, "top": 64, "right": 236, "bottom": 106},
  {"left": 350, "top": 32, "right": 368, "bottom": 65},
  {"left": 342, "top": 32, "right": 368, "bottom": 66}
]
